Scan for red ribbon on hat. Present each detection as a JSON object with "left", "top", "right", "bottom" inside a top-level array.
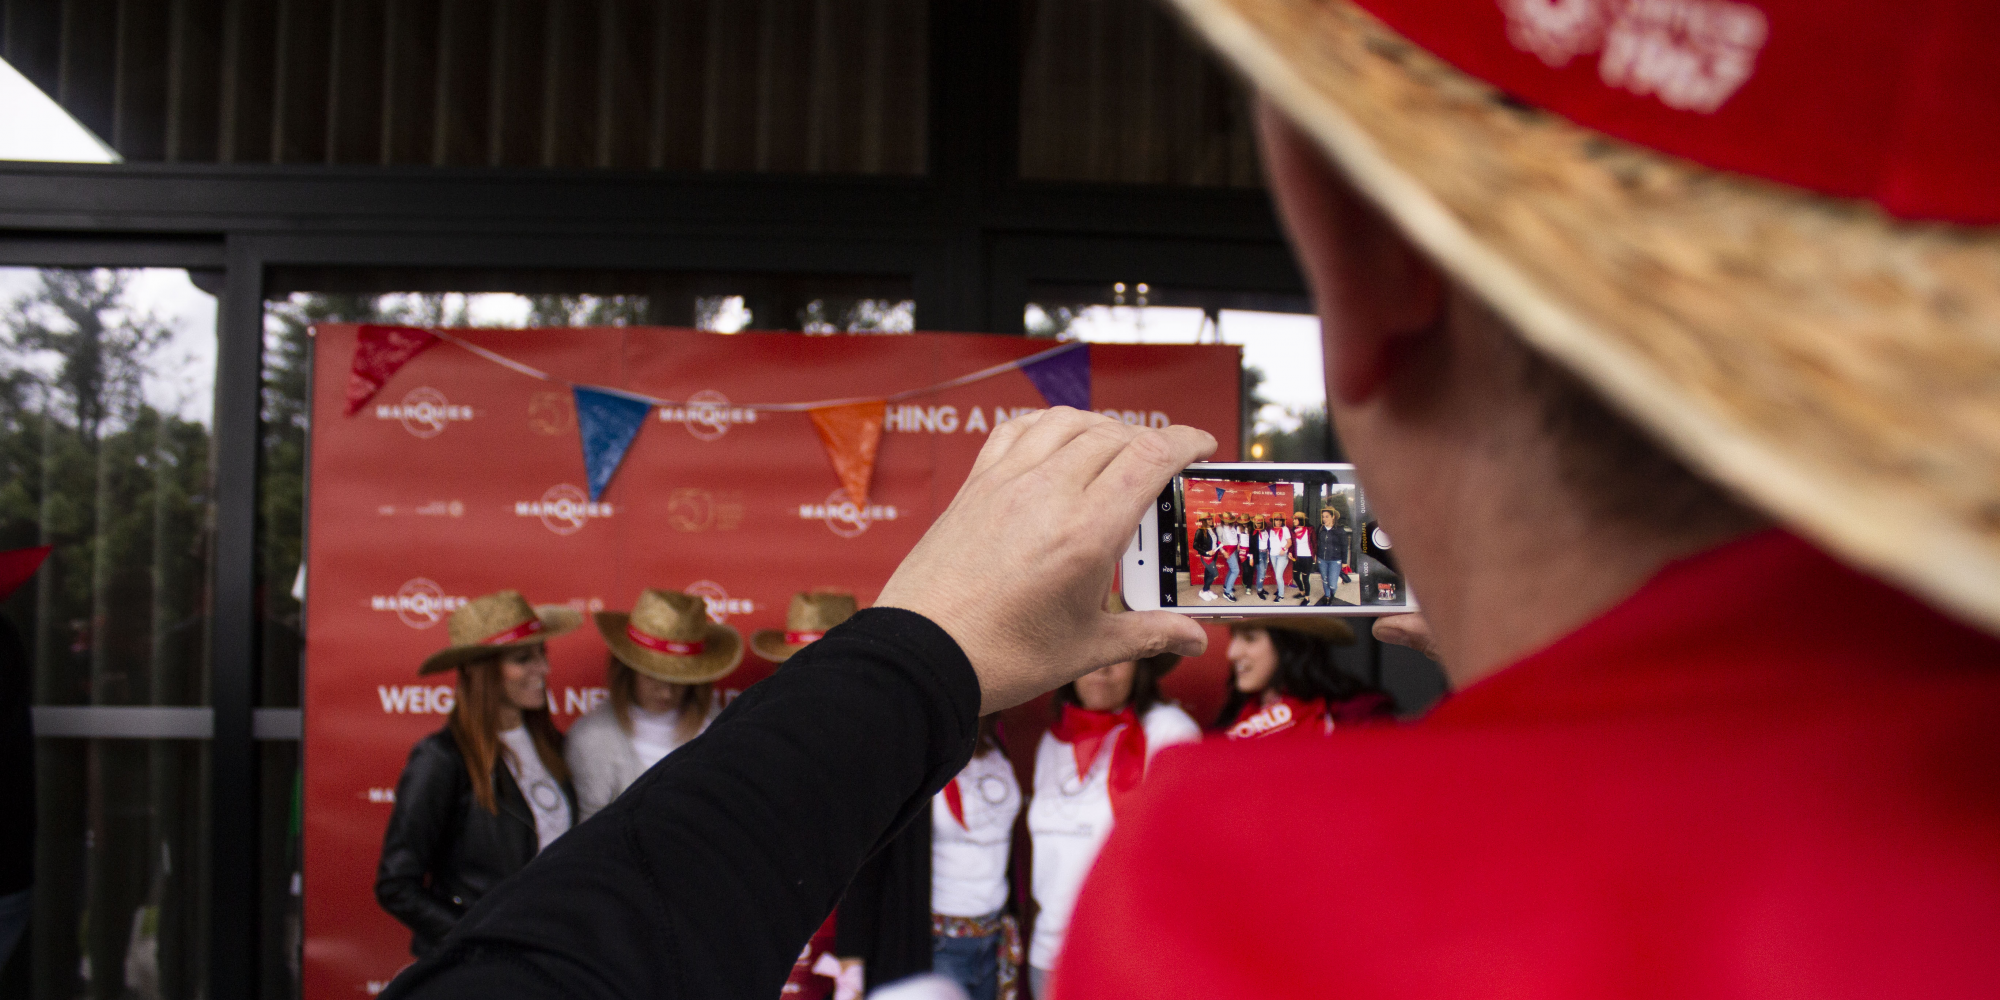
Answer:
[
  {"left": 784, "top": 630, "right": 825, "bottom": 645},
  {"left": 480, "top": 618, "right": 544, "bottom": 645},
  {"left": 627, "top": 624, "right": 704, "bottom": 656},
  {"left": 1051, "top": 704, "right": 1148, "bottom": 815}
]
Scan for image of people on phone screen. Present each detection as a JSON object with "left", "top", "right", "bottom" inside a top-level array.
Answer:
[{"left": 1177, "top": 479, "right": 1360, "bottom": 608}]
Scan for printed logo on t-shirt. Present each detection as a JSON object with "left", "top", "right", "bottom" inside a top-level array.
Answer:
[{"left": 1501, "top": 0, "right": 1769, "bottom": 112}]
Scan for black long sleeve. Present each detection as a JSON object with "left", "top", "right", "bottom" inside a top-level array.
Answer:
[
  {"left": 375, "top": 736, "right": 470, "bottom": 948},
  {"left": 380, "top": 608, "right": 980, "bottom": 1000}
]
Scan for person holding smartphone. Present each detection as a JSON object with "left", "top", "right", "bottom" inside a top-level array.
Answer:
[
  {"left": 1025, "top": 595, "right": 1199, "bottom": 999},
  {"left": 1215, "top": 619, "right": 1391, "bottom": 739},
  {"left": 375, "top": 592, "right": 580, "bottom": 959}
]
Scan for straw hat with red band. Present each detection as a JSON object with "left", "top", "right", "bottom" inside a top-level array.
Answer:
[
  {"left": 418, "top": 590, "right": 582, "bottom": 675},
  {"left": 1164, "top": 0, "right": 2000, "bottom": 634},
  {"left": 595, "top": 589, "right": 743, "bottom": 684},
  {"left": 751, "top": 591, "right": 858, "bottom": 663}
]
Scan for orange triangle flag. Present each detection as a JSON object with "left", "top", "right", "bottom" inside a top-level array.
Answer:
[{"left": 808, "top": 400, "right": 887, "bottom": 507}]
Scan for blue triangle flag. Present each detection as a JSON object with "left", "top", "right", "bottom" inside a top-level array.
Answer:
[
  {"left": 1020, "top": 344, "right": 1091, "bottom": 411},
  {"left": 1215, "top": 486, "right": 1226, "bottom": 501},
  {"left": 574, "top": 386, "right": 652, "bottom": 501}
]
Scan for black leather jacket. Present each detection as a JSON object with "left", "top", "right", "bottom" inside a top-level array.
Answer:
[{"left": 375, "top": 728, "right": 577, "bottom": 957}]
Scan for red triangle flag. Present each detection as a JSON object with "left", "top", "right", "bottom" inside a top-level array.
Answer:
[
  {"left": 807, "top": 400, "right": 886, "bottom": 507},
  {"left": 0, "top": 545, "right": 52, "bottom": 603},
  {"left": 345, "top": 325, "right": 440, "bottom": 415}
]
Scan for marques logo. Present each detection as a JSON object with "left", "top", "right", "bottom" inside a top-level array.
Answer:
[
  {"left": 684, "top": 579, "right": 755, "bottom": 623},
  {"left": 658, "top": 389, "right": 757, "bottom": 441},
  {"left": 375, "top": 387, "right": 474, "bottom": 438},
  {"left": 514, "top": 484, "right": 613, "bottom": 536},
  {"left": 371, "top": 578, "right": 469, "bottom": 629},
  {"left": 799, "top": 488, "right": 900, "bottom": 539}
]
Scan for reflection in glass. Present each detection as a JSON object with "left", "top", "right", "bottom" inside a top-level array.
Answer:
[{"left": 0, "top": 267, "right": 217, "bottom": 998}]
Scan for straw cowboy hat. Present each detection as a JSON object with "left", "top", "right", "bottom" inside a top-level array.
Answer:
[
  {"left": 751, "top": 591, "right": 858, "bottom": 663},
  {"left": 419, "top": 590, "right": 581, "bottom": 675},
  {"left": 594, "top": 589, "right": 743, "bottom": 685},
  {"left": 1229, "top": 616, "right": 1357, "bottom": 646},
  {"left": 1108, "top": 591, "right": 1182, "bottom": 676},
  {"left": 1162, "top": 0, "right": 2000, "bottom": 633}
]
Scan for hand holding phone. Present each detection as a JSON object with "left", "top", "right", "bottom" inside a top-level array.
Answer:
[{"left": 1121, "top": 463, "right": 1415, "bottom": 617}]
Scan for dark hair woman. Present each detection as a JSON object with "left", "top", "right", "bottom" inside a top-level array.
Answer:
[
  {"left": 375, "top": 591, "right": 581, "bottom": 958},
  {"left": 1214, "top": 619, "right": 1395, "bottom": 740},
  {"left": 1025, "top": 595, "right": 1200, "bottom": 999}
]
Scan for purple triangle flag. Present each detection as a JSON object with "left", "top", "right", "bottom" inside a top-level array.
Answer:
[
  {"left": 574, "top": 386, "right": 652, "bottom": 501},
  {"left": 1020, "top": 344, "right": 1091, "bottom": 411}
]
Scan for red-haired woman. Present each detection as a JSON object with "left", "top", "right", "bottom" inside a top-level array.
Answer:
[{"left": 375, "top": 592, "right": 581, "bottom": 958}]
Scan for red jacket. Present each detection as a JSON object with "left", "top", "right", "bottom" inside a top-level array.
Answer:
[{"left": 1057, "top": 531, "right": 2000, "bottom": 998}]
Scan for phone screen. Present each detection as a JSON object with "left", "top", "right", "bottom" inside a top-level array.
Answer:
[{"left": 1153, "top": 463, "right": 1410, "bottom": 614}]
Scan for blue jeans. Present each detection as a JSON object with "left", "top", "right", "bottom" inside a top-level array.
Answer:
[
  {"left": 1252, "top": 552, "right": 1270, "bottom": 590},
  {"left": 1223, "top": 551, "right": 1241, "bottom": 591},
  {"left": 1319, "top": 557, "right": 1341, "bottom": 593},
  {"left": 934, "top": 930, "right": 1000, "bottom": 1000}
]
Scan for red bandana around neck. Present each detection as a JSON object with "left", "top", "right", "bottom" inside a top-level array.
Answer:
[
  {"left": 1052, "top": 704, "right": 1148, "bottom": 813},
  {"left": 942, "top": 776, "right": 967, "bottom": 829}
]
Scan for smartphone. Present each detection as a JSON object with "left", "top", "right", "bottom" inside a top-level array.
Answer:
[{"left": 1121, "top": 463, "right": 1414, "bottom": 617}]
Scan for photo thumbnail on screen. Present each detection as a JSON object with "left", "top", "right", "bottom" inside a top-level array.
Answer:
[{"left": 1164, "top": 466, "right": 1403, "bottom": 611}]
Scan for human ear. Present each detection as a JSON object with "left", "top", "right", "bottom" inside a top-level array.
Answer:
[{"left": 1256, "top": 102, "right": 1445, "bottom": 405}]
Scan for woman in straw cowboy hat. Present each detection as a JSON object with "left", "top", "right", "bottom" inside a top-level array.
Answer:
[
  {"left": 565, "top": 589, "right": 742, "bottom": 822},
  {"left": 374, "top": 591, "right": 580, "bottom": 959},
  {"left": 1213, "top": 617, "right": 1393, "bottom": 738},
  {"left": 380, "top": 0, "right": 2000, "bottom": 984},
  {"left": 1023, "top": 592, "right": 1199, "bottom": 999}
]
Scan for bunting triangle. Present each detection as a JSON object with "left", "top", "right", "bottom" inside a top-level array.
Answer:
[
  {"left": 345, "top": 325, "right": 439, "bottom": 415},
  {"left": 1020, "top": 344, "right": 1091, "bottom": 410},
  {"left": 574, "top": 386, "right": 653, "bottom": 501},
  {"left": 807, "top": 400, "right": 887, "bottom": 507}
]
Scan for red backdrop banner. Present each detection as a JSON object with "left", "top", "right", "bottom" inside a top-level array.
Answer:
[{"left": 302, "top": 325, "right": 1242, "bottom": 997}]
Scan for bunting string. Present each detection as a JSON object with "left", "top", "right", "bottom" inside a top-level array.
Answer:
[
  {"left": 423, "top": 327, "right": 1083, "bottom": 412},
  {"left": 347, "top": 325, "right": 1093, "bottom": 505}
]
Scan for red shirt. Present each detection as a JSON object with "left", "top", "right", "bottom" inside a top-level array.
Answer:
[{"left": 1057, "top": 531, "right": 2000, "bottom": 998}]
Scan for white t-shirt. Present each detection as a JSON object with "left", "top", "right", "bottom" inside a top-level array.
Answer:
[
  {"left": 931, "top": 747, "right": 1022, "bottom": 918},
  {"left": 627, "top": 700, "right": 720, "bottom": 772},
  {"left": 499, "top": 726, "right": 572, "bottom": 852},
  {"left": 1026, "top": 702, "right": 1200, "bottom": 971}
]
